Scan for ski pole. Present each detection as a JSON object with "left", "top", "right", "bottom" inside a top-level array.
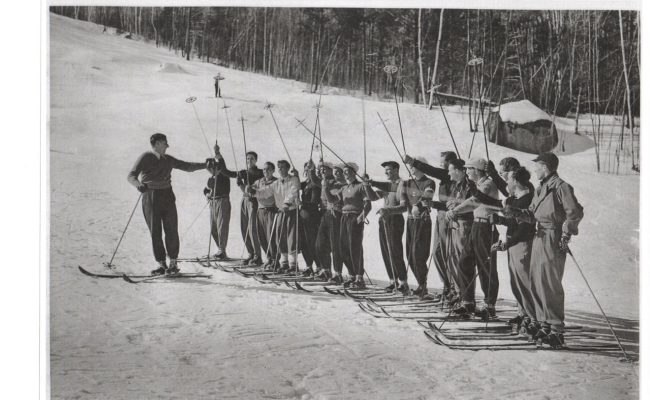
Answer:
[
  {"left": 185, "top": 96, "right": 213, "bottom": 156},
  {"left": 265, "top": 102, "right": 295, "bottom": 170},
  {"left": 567, "top": 247, "right": 630, "bottom": 362},
  {"left": 181, "top": 200, "right": 210, "bottom": 239},
  {"left": 222, "top": 101, "right": 239, "bottom": 171},
  {"left": 106, "top": 193, "right": 142, "bottom": 268},
  {"left": 433, "top": 91, "right": 461, "bottom": 158}
]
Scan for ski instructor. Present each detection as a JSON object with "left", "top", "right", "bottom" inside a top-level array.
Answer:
[{"left": 128, "top": 133, "right": 210, "bottom": 276}]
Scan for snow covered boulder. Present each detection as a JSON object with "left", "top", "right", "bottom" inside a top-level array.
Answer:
[
  {"left": 487, "top": 99, "right": 558, "bottom": 154},
  {"left": 157, "top": 62, "right": 189, "bottom": 74}
]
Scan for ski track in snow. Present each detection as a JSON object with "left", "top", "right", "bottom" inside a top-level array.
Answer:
[{"left": 49, "top": 13, "right": 638, "bottom": 400}]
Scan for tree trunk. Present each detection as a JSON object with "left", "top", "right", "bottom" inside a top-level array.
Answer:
[
  {"left": 427, "top": 9, "right": 444, "bottom": 109},
  {"left": 184, "top": 8, "right": 191, "bottom": 60},
  {"left": 417, "top": 9, "right": 426, "bottom": 105},
  {"left": 618, "top": 10, "right": 635, "bottom": 165}
]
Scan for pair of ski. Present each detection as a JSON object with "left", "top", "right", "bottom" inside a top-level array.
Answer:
[
  {"left": 422, "top": 321, "right": 619, "bottom": 352},
  {"left": 78, "top": 266, "right": 212, "bottom": 284}
]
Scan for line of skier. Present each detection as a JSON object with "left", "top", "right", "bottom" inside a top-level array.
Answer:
[{"left": 128, "top": 132, "right": 583, "bottom": 349}]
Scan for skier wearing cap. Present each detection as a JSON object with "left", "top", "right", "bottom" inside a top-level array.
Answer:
[
  {"left": 447, "top": 157, "right": 501, "bottom": 319},
  {"left": 378, "top": 157, "right": 436, "bottom": 298},
  {"left": 128, "top": 133, "right": 210, "bottom": 275},
  {"left": 366, "top": 161, "right": 409, "bottom": 293},
  {"left": 404, "top": 151, "right": 458, "bottom": 301},
  {"left": 248, "top": 160, "right": 301, "bottom": 273},
  {"left": 314, "top": 162, "right": 345, "bottom": 282},
  {"left": 506, "top": 152, "right": 583, "bottom": 348},
  {"left": 323, "top": 163, "right": 372, "bottom": 288}
]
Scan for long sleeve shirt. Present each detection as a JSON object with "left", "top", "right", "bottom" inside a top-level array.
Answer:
[
  {"left": 432, "top": 178, "right": 474, "bottom": 220},
  {"left": 325, "top": 180, "right": 370, "bottom": 214},
  {"left": 321, "top": 178, "right": 344, "bottom": 212},
  {"left": 251, "top": 176, "right": 278, "bottom": 208},
  {"left": 222, "top": 165, "right": 264, "bottom": 197},
  {"left": 204, "top": 157, "right": 232, "bottom": 197},
  {"left": 493, "top": 192, "right": 535, "bottom": 248},
  {"left": 412, "top": 159, "right": 454, "bottom": 202},
  {"left": 301, "top": 180, "right": 322, "bottom": 211},
  {"left": 396, "top": 176, "right": 436, "bottom": 217},
  {"left": 255, "top": 175, "right": 300, "bottom": 210},
  {"left": 519, "top": 173, "right": 584, "bottom": 235},
  {"left": 128, "top": 152, "right": 204, "bottom": 190}
]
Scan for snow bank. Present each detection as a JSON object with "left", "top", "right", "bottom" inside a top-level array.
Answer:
[
  {"left": 493, "top": 99, "right": 553, "bottom": 124},
  {"left": 157, "top": 62, "right": 189, "bottom": 74}
]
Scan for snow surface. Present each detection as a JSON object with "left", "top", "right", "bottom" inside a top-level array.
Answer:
[{"left": 49, "top": 13, "right": 639, "bottom": 400}]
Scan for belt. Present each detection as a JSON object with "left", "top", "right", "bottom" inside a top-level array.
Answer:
[
  {"left": 342, "top": 210, "right": 362, "bottom": 215},
  {"left": 408, "top": 214, "right": 431, "bottom": 221},
  {"left": 259, "top": 206, "right": 278, "bottom": 211},
  {"left": 208, "top": 195, "right": 229, "bottom": 200},
  {"left": 474, "top": 217, "right": 490, "bottom": 223},
  {"left": 536, "top": 223, "right": 560, "bottom": 231}
]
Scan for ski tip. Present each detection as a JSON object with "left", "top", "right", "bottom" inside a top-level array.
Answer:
[{"left": 121, "top": 274, "right": 138, "bottom": 284}]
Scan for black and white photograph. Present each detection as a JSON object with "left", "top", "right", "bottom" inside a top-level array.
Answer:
[{"left": 40, "top": 1, "right": 642, "bottom": 398}]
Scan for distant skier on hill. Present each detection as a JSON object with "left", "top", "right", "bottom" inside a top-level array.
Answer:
[
  {"left": 214, "top": 73, "right": 224, "bottom": 98},
  {"left": 128, "top": 133, "right": 210, "bottom": 275}
]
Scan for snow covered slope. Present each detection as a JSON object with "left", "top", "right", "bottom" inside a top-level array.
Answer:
[{"left": 49, "top": 13, "right": 639, "bottom": 400}]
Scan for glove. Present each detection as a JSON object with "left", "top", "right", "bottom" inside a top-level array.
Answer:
[
  {"left": 559, "top": 234, "right": 571, "bottom": 252},
  {"left": 356, "top": 214, "right": 365, "bottom": 225},
  {"left": 486, "top": 160, "right": 497, "bottom": 177},
  {"left": 403, "top": 155, "right": 414, "bottom": 165},
  {"left": 490, "top": 240, "right": 507, "bottom": 252},
  {"left": 206, "top": 158, "right": 216, "bottom": 169},
  {"left": 137, "top": 183, "right": 148, "bottom": 193},
  {"left": 503, "top": 205, "right": 523, "bottom": 219}
]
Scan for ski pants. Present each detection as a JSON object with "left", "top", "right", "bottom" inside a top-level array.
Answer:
[
  {"left": 379, "top": 214, "right": 407, "bottom": 281},
  {"left": 240, "top": 196, "right": 261, "bottom": 259},
  {"left": 316, "top": 209, "right": 342, "bottom": 274},
  {"left": 507, "top": 240, "right": 536, "bottom": 319},
  {"left": 459, "top": 221, "right": 499, "bottom": 306},
  {"left": 340, "top": 212, "right": 364, "bottom": 277},
  {"left": 300, "top": 206, "right": 322, "bottom": 269},
  {"left": 530, "top": 227, "right": 567, "bottom": 332},
  {"left": 433, "top": 212, "right": 452, "bottom": 292},
  {"left": 406, "top": 216, "right": 432, "bottom": 287},
  {"left": 276, "top": 209, "right": 298, "bottom": 255},
  {"left": 256, "top": 206, "right": 278, "bottom": 262},
  {"left": 142, "top": 187, "right": 179, "bottom": 262},
  {"left": 214, "top": 83, "right": 221, "bottom": 98},
  {"left": 448, "top": 219, "right": 472, "bottom": 295},
  {"left": 209, "top": 197, "right": 231, "bottom": 254}
]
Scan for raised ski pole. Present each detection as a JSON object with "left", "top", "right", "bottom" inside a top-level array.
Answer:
[
  {"left": 310, "top": 94, "right": 323, "bottom": 161},
  {"left": 105, "top": 194, "right": 142, "bottom": 269},
  {"left": 433, "top": 89, "right": 461, "bottom": 158},
  {"left": 376, "top": 113, "right": 423, "bottom": 193},
  {"left": 221, "top": 100, "right": 239, "bottom": 171},
  {"left": 567, "top": 247, "right": 631, "bottom": 362},
  {"left": 265, "top": 102, "right": 295, "bottom": 170},
  {"left": 185, "top": 96, "right": 213, "bottom": 156}
]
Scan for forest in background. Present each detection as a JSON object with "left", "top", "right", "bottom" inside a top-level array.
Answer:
[{"left": 51, "top": 7, "right": 640, "bottom": 171}]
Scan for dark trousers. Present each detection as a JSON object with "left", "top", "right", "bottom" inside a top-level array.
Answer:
[
  {"left": 530, "top": 229, "right": 567, "bottom": 332},
  {"left": 142, "top": 188, "right": 179, "bottom": 261},
  {"left": 240, "top": 197, "right": 261, "bottom": 259},
  {"left": 316, "top": 210, "right": 342, "bottom": 274},
  {"left": 300, "top": 207, "right": 322, "bottom": 269},
  {"left": 433, "top": 212, "right": 451, "bottom": 291},
  {"left": 379, "top": 214, "right": 407, "bottom": 281},
  {"left": 209, "top": 197, "right": 231, "bottom": 254},
  {"left": 277, "top": 209, "right": 298, "bottom": 255},
  {"left": 507, "top": 240, "right": 536, "bottom": 319},
  {"left": 340, "top": 213, "right": 364, "bottom": 276},
  {"left": 214, "top": 83, "right": 221, "bottom": 97},
  {"left": 257, "top": 207, "right": 278, "bottom": 261},
  {"left": 459, "top": 222, "right": 499, "bottom": 305},
  {"left": 406, "top": 217, "right": 432, "bottom": 286}
]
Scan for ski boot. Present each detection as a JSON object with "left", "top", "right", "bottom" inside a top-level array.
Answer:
[
  {"left": 328, "top": 273, "right": 343, "bottom": 285},
  {"left": 384, "top": 282, "right": 396, "bottom": 292},
  {"left": 475, "top": 304, "right": 497, "bottom": 322},
  {"left": 452, "top": 303, "right": 475, "bottom": 319},
  {"left": 151, "top": 261, "right": 168, "bottom": 276},
  {"left": 342, "top": 276, "right": 356, "bottom": 288},
  {"left": 166, "top": 259, "right": 180, "bottom": 275},
  {"left": 397, "top": 281, "right": 410, "bottom": 295},
  {"left": 301, "top": 267, "right": 315, "bottom": 277},
  {"left": 546, "top": 332, "right": 566, "bottom": 349},
  {"left": 352, "top": 277, "right": 366, "bottom": 289}
]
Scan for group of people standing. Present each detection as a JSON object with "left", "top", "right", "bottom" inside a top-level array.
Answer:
[{"left": 128, "top": 132, "right": 583, "bottom": 349}]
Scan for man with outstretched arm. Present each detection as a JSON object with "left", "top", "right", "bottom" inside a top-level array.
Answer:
[
  {"left": 366, "top": 161, "right": 408, "bottom": 292},
  {"left": 204, "top": 143, "right": 233, "bottom": 261},
  {"left": 404, "top": 151, "right": 457, "bottom": 300},
  {"left": 506, "top": 153, "right": 583, "bottom": 349},
  {"left": 323, "top": 163, "right": 372, "bottom": 288},
  {"left": 128, "top": 133, "right": 210, "bottom": 275},
  {"left": 378, "top": 157, "right": 436, "bottom": 298}
]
